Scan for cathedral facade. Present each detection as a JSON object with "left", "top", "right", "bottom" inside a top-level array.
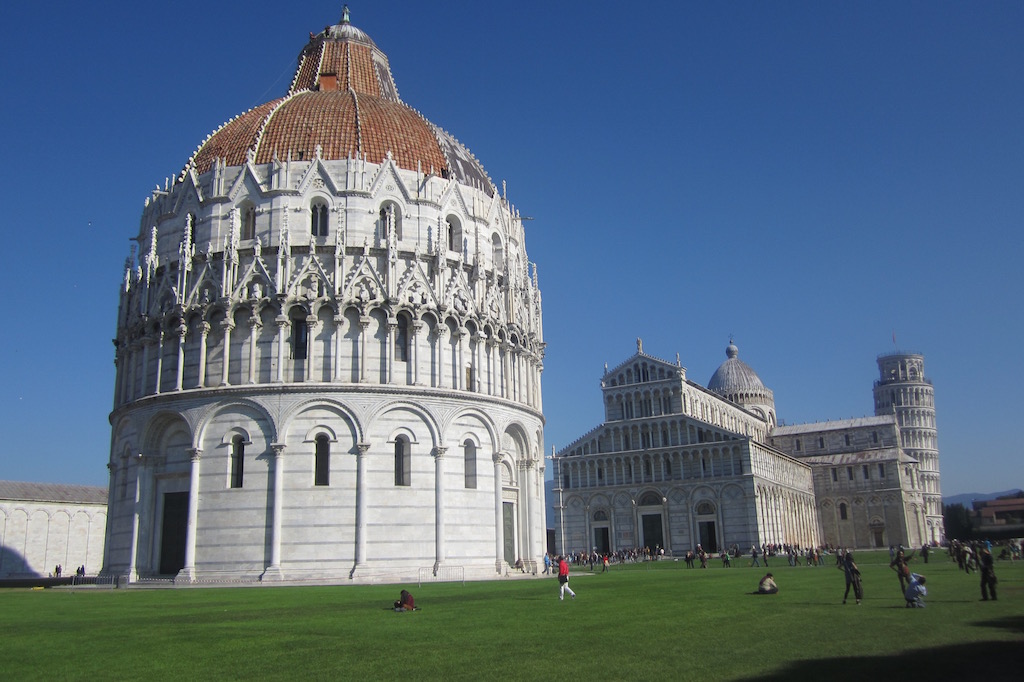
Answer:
[
  {"left": 553, "top": 343, "right": 941, "bottom": 554},
  {"left": 104, "top": 11, "right": 545, "bottom": 583}
]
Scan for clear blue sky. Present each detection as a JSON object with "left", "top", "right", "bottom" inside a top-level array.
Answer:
[{"left": 1, "top": 1, "right": 1021, "bottom": 496}]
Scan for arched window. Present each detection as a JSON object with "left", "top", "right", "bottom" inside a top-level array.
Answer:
[
  {"left": 491, "top": 233, "right": 504, "bottom": 270},
  {"left": 446, "top": 215, "right": 461, "bottom": 254},
  {"left": 314, "top": 434, "right": 330, "bottom": 486},
  {"left": 839, "top": 502, "right": 848, "bottom": 521},
  {"left": 395, "top": 314, "right": 410, "bottom": 362},
  {"left": 593, "top": 510, "right": 608, "bottom": 521},
  {"left": 379, "top": 202, "right": 402, "bottom": 241},
  {"left": 464, "top": 440, "right": 477, "bottom": 489},
  {"left": 230, "top": 435, "right": 245, "bottom": 488},
  {"left": 395, "top": 435, "right": 410, "bottom": 486},
  {"left": 290, "top": 308, "right": 308, "bottom": 360},
  {"left": 240, "top": 203, "right": 256, "bottom": 241},
  {"left": 311, "top": 200, "right": 329, "bottom": 237},
  {"left": 639, "top": 492, "right": 661, "bottom": 506}
]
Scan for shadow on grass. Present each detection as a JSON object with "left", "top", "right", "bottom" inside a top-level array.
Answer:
[{"left": 750, "top": 616, "right": 1024, "bottom": 679}]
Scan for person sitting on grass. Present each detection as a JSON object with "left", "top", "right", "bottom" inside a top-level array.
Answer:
[
  {"left": 757, "top": 573, "right": 778, "bottom": 594},
  {"left": 904, "top": 574, "right": 927, "bottom": 608},
  {"left": 394, "top": 589, "right": 416, "bottom": 612}
]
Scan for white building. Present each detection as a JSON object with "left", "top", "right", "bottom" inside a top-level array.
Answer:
[
  {"left": 0, "top": 481, "right": 107, "bottom": 578},
  {"left": 553, "top": 342, "right": 939, "bottom": 554},
  {"left": 553, "top": 341, "right": 818, "bottom": 555},
  {"left": 104, "top": 10, "right": 545, "bottom": 583}
]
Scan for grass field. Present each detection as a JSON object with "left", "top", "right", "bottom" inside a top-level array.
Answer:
[{"left": 1, "top": 551, "right": 1020, "bottom": 680}]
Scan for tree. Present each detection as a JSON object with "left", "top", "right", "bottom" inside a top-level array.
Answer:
[{"left": 943, "top": 503, "right": 973, "bottom": 540}]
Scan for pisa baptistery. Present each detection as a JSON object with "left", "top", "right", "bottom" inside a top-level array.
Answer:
[{"left": 104, "top": 10, "right": 545, "bottom": 583}]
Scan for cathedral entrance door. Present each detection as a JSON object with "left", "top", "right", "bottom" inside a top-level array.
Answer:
[
  {"left": 159, "top": 492, "right": 188, "bottom": 575},
  {"left": 641, "top": 514, "right": 663, "bottom": 551},
  {"left": 870, "top": 524, "right": 885, "bottom": 548},
  {"left": 502, "top": 502, "right": 516, "bottom": 566},
  {"left": 698, "top": 521, "right": 718, "bottom": 553},
  {"left": 593, "top": 527, "right": 610, "bottom": 555}
]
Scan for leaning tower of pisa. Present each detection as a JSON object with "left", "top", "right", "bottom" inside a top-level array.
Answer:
[{"left": 873, "top": 352, "right": 943, "bottom": 543}]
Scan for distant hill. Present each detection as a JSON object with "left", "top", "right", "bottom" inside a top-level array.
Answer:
[{"left": 943, "top": 489, "right": 1023, "bottom": 507}]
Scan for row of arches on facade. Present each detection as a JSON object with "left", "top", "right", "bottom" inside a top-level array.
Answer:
[
  {"left": 604, "top": 360, "right": 676, "bottom": 387},
  {"left": 111, "top": 398, "right": 539, "bottom": 499},
  {"left": 603, "top": 388, "right": 759, "bottom": 438},
  {"left": 875, "top": 386, "right": 934, "bottom": 411},
  {"left": 558, "top": 445, "right": 747, "bottom": 490},
  {"left": 569, "top": 421, "right": 742, "bottom": 460},
  {"left": 184, "top": 197, "right": 511, "bottom": 272},
  {"left": 117, "top": 303, "right": 540, "bottom": 410}
]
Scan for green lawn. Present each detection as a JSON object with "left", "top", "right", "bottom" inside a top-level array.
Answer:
[{"left": 1, "top": 552, "right": 1020, "bottom": 680}]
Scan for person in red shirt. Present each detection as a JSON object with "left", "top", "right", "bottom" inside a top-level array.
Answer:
[
  {"left": 394, "top": 589, "right": 415, "bottom": 611},
  {"left": 558, "top": 556, "right": 577, "bottom": 601}
]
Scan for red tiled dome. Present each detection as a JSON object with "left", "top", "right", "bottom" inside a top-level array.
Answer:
[{"left": 188, "top": 11, "right": 493, "bottom": 194}]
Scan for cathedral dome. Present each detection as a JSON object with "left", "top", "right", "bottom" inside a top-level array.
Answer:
[
  {"left": 187, "top": 9, "right": 494, "bottom": 195},
  {"left": 708, "top": 341, "right": 767, "bottom": 393}
]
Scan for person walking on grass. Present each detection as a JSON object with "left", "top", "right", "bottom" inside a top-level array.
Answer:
[
  {"left": 557, "top": 555, "right": 576, "bottom": 601},
  {"left": 841, "top": 551, "right": 863, "bottom": 605},
  {"left": 979, "top": 548, "right": 998, "bottom": 601}
]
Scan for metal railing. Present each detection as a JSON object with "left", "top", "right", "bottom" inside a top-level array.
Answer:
[{"left": 417, "top": 565, "right": 465, "bottom": 587}]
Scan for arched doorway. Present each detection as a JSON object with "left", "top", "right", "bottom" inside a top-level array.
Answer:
[
  {"left": 870, "top": 519, "right": 886, "bottom": 548},
  {"left": 637, "top": 492, "right": 664, "bottom": 552},
  {"left": 695, "top": 501, "right": 719, "bottom": 553},
  {"left": 592, "top": 510, "right": 610, "bottom": 555}
]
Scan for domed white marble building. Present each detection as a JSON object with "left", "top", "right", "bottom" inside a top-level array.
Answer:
[
  {"left": 104, "top": 9, "right": 545, "bottom": 583},
  {"left": 553, "top": 340, "right": 939, "bottom": 554}
]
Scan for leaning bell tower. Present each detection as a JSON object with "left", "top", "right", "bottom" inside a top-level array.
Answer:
[{"left": 873, "top": 352, "right": 943, "bottom": 543}]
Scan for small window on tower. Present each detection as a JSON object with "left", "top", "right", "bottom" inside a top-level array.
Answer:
[
  {"left": 291, "top": 316, "right": 308, "bottom": 360},
  {"left": 241, "top": 204, "right": 256, "bottom": 241},
  {"left": 311, "top": 200, "right": 329, "bottom": 237}
]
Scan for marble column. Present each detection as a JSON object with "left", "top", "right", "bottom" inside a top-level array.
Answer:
[
  {"left": 386, "top": 320, "right": 397, "bottom": 385},
  {"left": 197, "top": 321, "right": 210, "bottom": 388},
  {"left": 154, "top": 331, "right": 165, "bottom": 394},
  {"left": 333, "top": 314, "right": 345, "bottom": 381},
  {"left": 139, "top": 337, "right": 152, "bottom": 397},
  {"left": 436, "top": 326, "right": 448, "bottom": 388},
  {"left": 352, "top": 442, "right": 370, "bottom": 576},
  {"left": 175, "top": 322, "right": 187, "bottom": 391},
  {"left": 411, "top": 321, "right": 423, "bottom": 386},
  {"left": 358, "top": 316, "right": 370, "bottom": 383},
  {"left": 433, "top": 446, "right": 447, "bottom": 573},
  {"left": 304, "top": 317, "right": 316, "bottom": 382},
  {"left": 247, "top": 316, "right": 259, "bottom": 384},
  {"left": 126, "top": 453, "right": 145, "bottom": 582},
  {"left": 220, "top": 319, "right": 233, "bottom": 386},
  {"left": 493, "top": 453, "right": 504, "bottom": 573},
  {"left": 176, "top": 448, "right": 202, "bottom": 583},
  {"left": 275, "top": 316, "right": 288, "bottom": 383},
  {"left": 263, "top": 443, "right": 286, "bottom": 581}
]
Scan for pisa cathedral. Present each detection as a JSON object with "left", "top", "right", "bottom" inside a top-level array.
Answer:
[
  {"left": 553, "top": 342, "right": 942, "bottom": 555},
  {"left": 104, "top": 10, "right": 546, "bottom": 582}
]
